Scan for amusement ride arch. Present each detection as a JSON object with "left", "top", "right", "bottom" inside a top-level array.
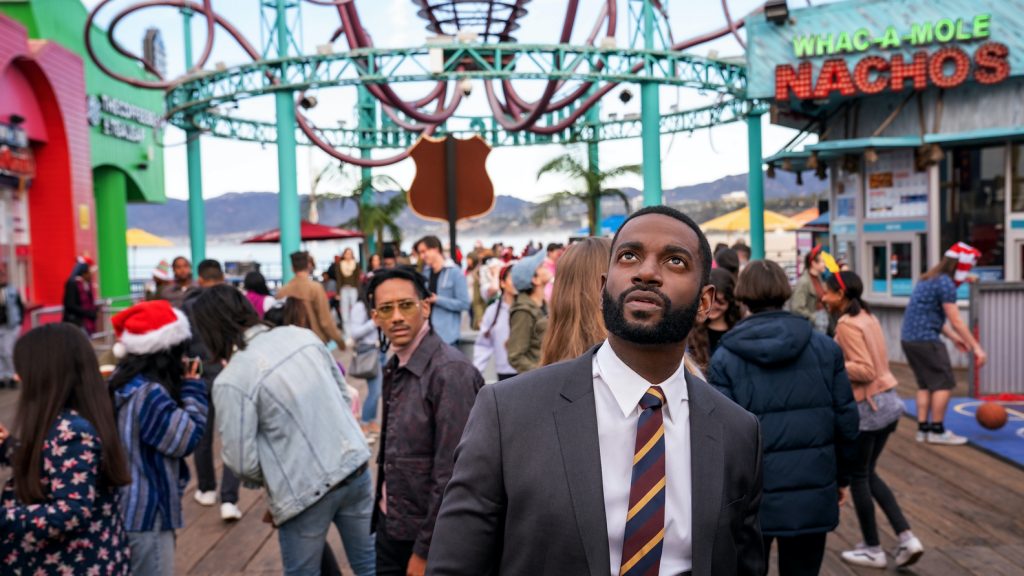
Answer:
[{"left": 86, "top": 0, "right": 772, "bottom": 279}]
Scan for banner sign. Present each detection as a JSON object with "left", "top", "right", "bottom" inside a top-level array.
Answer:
[{"left": 746, "top": 0, "right": 1024, "bottom": 100}]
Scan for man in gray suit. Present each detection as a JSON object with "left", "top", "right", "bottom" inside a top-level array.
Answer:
[{"left": 427, "top": 206, "right": 764, "bottom": 576}]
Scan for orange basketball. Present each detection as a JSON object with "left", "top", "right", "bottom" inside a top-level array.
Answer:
[{"left": 976, "top": 402, "right": 1008, "bottom": 430}]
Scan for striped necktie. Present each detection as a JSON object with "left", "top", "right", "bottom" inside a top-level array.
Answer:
[{"left": 619, "top": 385, "right": 667, "bottom": 576}]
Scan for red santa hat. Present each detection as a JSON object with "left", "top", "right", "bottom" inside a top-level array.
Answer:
[
  {"left": 111, "top": 300, "right": 192, "bottom": 358},
  {"left": 944, "top": 242, "right": 981, "bottom": 286}
]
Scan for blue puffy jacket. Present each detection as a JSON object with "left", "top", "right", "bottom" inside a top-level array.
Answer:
[{"left": 709, "top": 310, "right": 859, "bottom": 537}]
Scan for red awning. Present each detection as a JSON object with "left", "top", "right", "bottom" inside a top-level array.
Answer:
[{"left": 242, "top": 220, "right": 364, "bottom": 243}]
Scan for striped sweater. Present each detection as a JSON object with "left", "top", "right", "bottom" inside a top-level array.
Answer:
[{"left": 113, "top": 376, "right": 208, "bottom": 532}]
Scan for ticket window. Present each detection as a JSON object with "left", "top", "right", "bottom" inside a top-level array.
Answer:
[{"left": 867, "top": 235, "right": 924, "bottom": 298}]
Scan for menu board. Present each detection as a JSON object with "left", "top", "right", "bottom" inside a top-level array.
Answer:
[
  {"left": 865, "top": 150, "right": 928, "bottom": 219},
  {"left": 834, "top": 170, "right": 859, "bottom": 220}
]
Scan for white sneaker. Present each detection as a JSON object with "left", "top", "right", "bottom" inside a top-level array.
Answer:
[
  {"left": 193, "top": 490, "right": 217, "bottom": 507},
  {"left": 841, "top": 546, "right": 887, "bottom": 568},
  {"left": 927, "top": 430, "right": 968, "bottom": 445},
  {"left": 220, "top": 502, "right": 242, "bottom": 521},
  {"left": 893, "top": 536, "right": 924, "bottom": 567},
  {"left": 915, "top": 430, "right": 927, "bottom": 442}
]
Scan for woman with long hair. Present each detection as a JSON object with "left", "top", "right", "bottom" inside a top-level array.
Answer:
[
  {"left": 688, "top": 267, "right": 743, "bottom": 372},
  {"left": 335, "top": 247, "right": 362, "bottom": 331},
  {"left": 539, "top": 237, "right": 611, "bottom": 366},
  {"left": 191, "top": 285, "right": 374, "bottom": 576},
  {"left": 0, "top": 323, "right": 132, "bottom": 574},
  {"left": 108, "top": 300, "right": 208, "bottom": 576},
  {"left": 822, "top": 271, "right": 923, "bottom": 569},
  {"left": 709, "top": 259, "right": 859, "bottom": 576},
  {"left": 473, "top": 264, "right": 518, "bottom": 380},
  {"left": 901, "top": 243, "right": 987, "bottom": 445},
  {"left": 243, "top": 270, "right": 277, "bottom": 319}
]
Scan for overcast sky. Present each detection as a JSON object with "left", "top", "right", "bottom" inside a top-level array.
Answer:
[{"left": 81, "top": 0, "right": 824, "bottom": 202}]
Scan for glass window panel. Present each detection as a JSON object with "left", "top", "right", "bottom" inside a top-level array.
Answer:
[
  {"left": 892, "top": 242, "right": 913, "bottom": 296},
  {"left": 871, "top": 244, "right": 888, "bottom": 294},
  {"left": 939, "top": 146, "right": 1006, "bottom": 274},
  {"left": 1013, "top": 144, "right": 1024, "bottom": 213}
]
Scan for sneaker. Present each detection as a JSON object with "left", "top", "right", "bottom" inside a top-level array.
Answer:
[
  {"left": 841, "top": 547, "right": 887, "bottom": 568},
  {"left": 220, "top": 502, "right": 242, "bottom": 521},
  {"left": 193, "top": 490, "right": 217, "bottom": 507},
  {"left": 915, "top": 430, "right": 928, "bottom": 442},
  {"left": 893, "top": 536, "right": 924, "bottom": 567},
  {"left": 927, "top": 430, "right": 968, "bottom": 445}
]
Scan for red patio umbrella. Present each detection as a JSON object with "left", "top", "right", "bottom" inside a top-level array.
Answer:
[{"left": 242, "top": 220, "right": 364, "bottom": 243}]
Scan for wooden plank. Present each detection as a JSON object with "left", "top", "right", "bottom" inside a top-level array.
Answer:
[
  {"left": 176, "top": 482, "right": 264, "bottom": 573},
  {"left": 947, "top": 545, "right": 1024, "bottom": 576},
  {"left": 187, "top": 495, "right": 275, "bottom": 574}
]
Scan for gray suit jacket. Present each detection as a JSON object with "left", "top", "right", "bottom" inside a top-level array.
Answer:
[{"left": 427, "top": 346, "right": 765, "bottom": 576}]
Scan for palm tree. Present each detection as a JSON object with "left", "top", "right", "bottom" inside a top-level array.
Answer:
[
  {"left": 341, "top": 188, "right": 407, "bottom": 251},
  {"left": 310, "top": 169, "right": 407, "bottom": 254},
  {"left": 534, "top": 153, "right": 641, "bottom": 235}
]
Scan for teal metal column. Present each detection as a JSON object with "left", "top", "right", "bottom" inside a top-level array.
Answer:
[
  {"left": 586, "top": 97, "right": 601, "bottom": 235},
  {"left": 747, "top": 113, "right": 766, "bottom": 260},
  {"left": 640, "top": 0, "right": 662, "bottom": 207},
  {"left": 358, "top": 86, "right": 376, "bottom": 260},
  {"left": 274, "top": 0, "right": 300, "bottom": 282},
  {"left": 182, "top": 8, "right": 205, "bottom": 268}
]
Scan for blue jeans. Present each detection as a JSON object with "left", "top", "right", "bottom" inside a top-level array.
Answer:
[
  {"left": 128, "top": 529, "right": 175, "bottom": 576},
  {"left": 361, "top": 352, "right": 385, "bottom": 424},
  {"left": 278, "top": 467, "right": 376, "bottom": 576}
]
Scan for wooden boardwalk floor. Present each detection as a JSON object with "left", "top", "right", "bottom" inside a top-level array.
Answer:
[{"left": 1, "top": 363, "right": 1022, "bottom": 575}]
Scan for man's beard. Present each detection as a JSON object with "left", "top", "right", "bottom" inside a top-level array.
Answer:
[{"left": 602, "top": 284, "right": 700, "bottom": 345}]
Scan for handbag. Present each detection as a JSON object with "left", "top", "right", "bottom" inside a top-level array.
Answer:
[
  {"left": 348, "top": 344, "right": 380, "bottom": 380},
  {"left": 857, "top": 389, "right": 904, "bottom": 432}
]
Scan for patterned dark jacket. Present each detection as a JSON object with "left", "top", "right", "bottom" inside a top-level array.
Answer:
[{"left": 374, "top": 330, "right": 484, "bottom": 558}]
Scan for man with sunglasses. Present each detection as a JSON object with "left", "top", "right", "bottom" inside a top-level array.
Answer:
[{"left": 366, "top": 266, "right": 484, "bottom": 576}]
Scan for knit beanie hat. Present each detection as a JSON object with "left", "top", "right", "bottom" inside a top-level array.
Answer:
[
  {"left": 510, "top": 250, "right": 548, "bottom": 292},
  {"left": 152, "top": 260, "right": 173, "bottom": 282},
  {"left": 111, "top": 300, "right": 191, "bottom": 358},
  {"left": 944, "top": 242, "right": 981, "bottom": 286}
]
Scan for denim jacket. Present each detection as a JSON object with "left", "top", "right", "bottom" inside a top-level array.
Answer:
[
  {"left": 423, "top": 264, "right": 470, "bottom": 345},
  {"left": 213, "top": 324, "right": 371, "bottom": 524}
]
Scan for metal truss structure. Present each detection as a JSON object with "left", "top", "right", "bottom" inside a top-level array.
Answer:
[
  {"left": 85, "top": 0, "right": 775, "bottom": 273},
  {"left": 192, "top": 97, "right": 768, "bottom": 149}
]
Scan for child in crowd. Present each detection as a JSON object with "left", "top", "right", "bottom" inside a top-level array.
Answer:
[{"left": 0, "top": 324, "right": 132, "bottom": 575}]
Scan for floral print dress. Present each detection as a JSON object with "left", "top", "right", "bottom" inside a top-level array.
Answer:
[{"left": 0, "top": 410, "right": 130, "bottom": 575}]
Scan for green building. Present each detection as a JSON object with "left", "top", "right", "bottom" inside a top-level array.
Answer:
[{"left": 1, "top": 0, "right": 166, "bottom": 299}]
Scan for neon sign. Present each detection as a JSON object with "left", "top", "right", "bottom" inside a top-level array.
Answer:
[{"left": 775, "top": 14, "right": 1010, "bottom": 101}]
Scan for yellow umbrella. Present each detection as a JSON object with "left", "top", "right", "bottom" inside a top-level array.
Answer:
[
  {"left": 126, "top": 228, "right": 173, "bottom": 247},
  {"left": 700, "top": 207, "right": 801, "bottom": 232},
  {"left": 789, "top": 207, "right": 820, "bottom": 227}
]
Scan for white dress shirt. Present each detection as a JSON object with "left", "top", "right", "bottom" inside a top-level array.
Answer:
[{"left": 594, "top": 341, "right": 693, "bottom": 575}]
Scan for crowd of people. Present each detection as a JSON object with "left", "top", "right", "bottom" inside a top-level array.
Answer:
[{"left": 0, "top": 213, "right": 991, "bottom": 575}]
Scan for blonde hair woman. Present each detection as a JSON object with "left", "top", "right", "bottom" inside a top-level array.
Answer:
[{"left": 540, "top": 237, "right": 611, "bottom": 366}]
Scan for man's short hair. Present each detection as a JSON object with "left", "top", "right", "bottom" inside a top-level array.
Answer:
[
  {"left": 731, "top": 241, "right": 751, "bottom": 258},
  {"left": 197, "top": 259, "right": 224, "bottom": 281},
  {"left": 611, "top": 205, "right": 712, "bottom": 286},
  {"left": 172, "top": 256, "right": 190, "bottom": 267},
  {"left": 415, "top": 235, "right": 443, "bottom": 253},
  {"left": 290, "top": 251, "right": 310, "bottom": 272},
  {"left": 735, "top": 259, "right": 792, "bottom": 313},
  {"left": 546, "top": 242, "right": 564, "bottom": 254},
  {"left": 365, "top": 265, "right": 431, "bottom": 309}
]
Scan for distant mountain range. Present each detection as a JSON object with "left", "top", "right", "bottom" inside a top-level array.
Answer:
[{"left": 127, "top": 170, "right": 825, "bottom": 239}]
